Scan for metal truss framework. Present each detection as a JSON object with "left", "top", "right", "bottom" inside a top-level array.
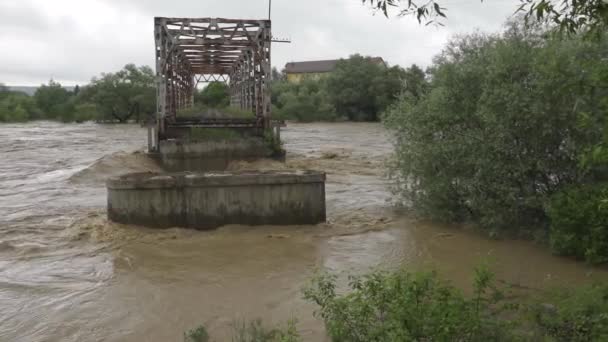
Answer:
[{"left": 154, "top": 17, "right": 272, "bottom": 136}]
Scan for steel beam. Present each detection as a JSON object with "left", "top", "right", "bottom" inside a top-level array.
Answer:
[{"left": 153, "top": 17, "right": 272, "bottom": 150}]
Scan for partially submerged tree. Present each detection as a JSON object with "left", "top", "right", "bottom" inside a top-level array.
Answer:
[
  {"left": 83, "top": 64, "right": 155, "bottom": 122},
  {"left": 325, "top": 54, "right": 406, "bottom": 121},
  {"left": 34, "top": 79, "right": 73, "bottom": 119},
  {"left": 383, "top": 21, "right": 608, "bottom": 236}
]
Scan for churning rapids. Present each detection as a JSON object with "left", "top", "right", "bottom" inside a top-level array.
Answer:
[{"left": 1, "top": 122, "right": 608, "bottom": 341}]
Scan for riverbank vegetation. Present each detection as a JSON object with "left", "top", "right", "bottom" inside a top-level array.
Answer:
[
  {"left": 271, "top": 54, "right": 409, "bottom": 122},
  {"left": 187, "top": 267, "right": 608, "bottom": 341},
  {"left": 383, "top": 20, "right": 608, "bottom": 262},
  {"left": 0, "top": 64, "right": 156, "bottom": 123}
]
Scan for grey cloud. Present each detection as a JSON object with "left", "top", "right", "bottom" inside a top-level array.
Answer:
[
  {"left": 0, "top": 0, "right": 520, "bottom": 85},
  {"left": 0, "top": 1, "right": 52, "bottom": 34}
]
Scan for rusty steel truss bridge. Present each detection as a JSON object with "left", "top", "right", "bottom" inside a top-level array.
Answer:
[{"left": 151, "top": 17, "right": 279, "bottom": 151}]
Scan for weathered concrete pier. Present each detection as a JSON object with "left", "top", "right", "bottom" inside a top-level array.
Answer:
[
  {"left": 107, "top": 171, "right": 326, "bottom": 229},
  {"left": 158, "top": 139, "right": 275, "bottom": 171},
  {"left": 107, "top": 16, "right": 326, "bottom": 229}
]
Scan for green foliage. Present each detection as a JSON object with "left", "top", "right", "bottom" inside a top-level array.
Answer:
[
  {"left": 73, "top": 102, "right": 101, "bottom": 122},
  {"left": 303, "top": 268, "right": 513, "bottom": 341},
  {"left": 383, "top": 22, "right": 608, "bottom": 232},
  {"left": 0, "top": 83, "right": 8, "bottom": 96},
  {"left": 531, "top": 284, "right": 608, "bottom": 341},
  {"left": 34, "top": 79, "right": 73, "bottom": 119},
  {"left": 272, "top": 78, "right": 337, "bottom": 122},
  {"left": 325, "top": 54, "right": 404, "bottom": 121},
  {"left": 547, "top": 184, "right": 608, "bottom": 263},
  {"left": 184, "top": 320, "right": 300, "bottom": 342},
  {"left": 0, "top": 64, "right": 155, "bottom": 124},
  {"left": 183, "top": 268, "right": 608, "bottom": 342},
  {"left": 362, "top": 0, "right": 608, "bottom": 35},
  {"left": 184, "top": 325, "right": 210, "bottom": 342},
  {"left": 263, "top": 130, "right": 284, "bottom": 156},
  {"left": 0, "top": 92, "right": 42, "bottom": 122},
  {"left": 272, "top": 55, "right": 406, "bottom": 122},
  {"left": 303, "top": 266, "right": 608, "bottom": 341},
  {"left": 231, "top": 319, "right": 301, "bottom": 342},
  {"left": 82, "top": 64, "right": 156, "bottom": 122},
  {"left": 195, "top": 82, "right": 230, "bottom": 108}
]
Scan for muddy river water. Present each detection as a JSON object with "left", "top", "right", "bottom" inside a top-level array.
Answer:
[{"left": 1, "top": 122, "right": 607, "bottom": 341}]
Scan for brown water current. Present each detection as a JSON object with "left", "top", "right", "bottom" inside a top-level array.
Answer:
[{"left": 1, "top": 121, "right": 607, "bottom": 341}]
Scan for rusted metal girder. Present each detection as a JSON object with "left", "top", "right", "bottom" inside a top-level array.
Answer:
[{"left": 153, "top": 17, "right": 272, "bottom": 149}]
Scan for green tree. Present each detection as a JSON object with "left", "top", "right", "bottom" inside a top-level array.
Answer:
[
  {"left": 383, "top": 21, "right": 608, "bottom": 233},
  {"left": 325, "top": 54, "right": 403, "bottom": 121},
  {"left": 84, "top": 64, "right": 155, "bottom": 122},
  {"left": 34, "top": 79, "right": 73, "bottom": 119},
  {"left": 401, "top": 64, "right": 427, "bottom": 101},
  {"left": 195, "top": 81, "right": 230, "bottom": 108},
  {"left": 0, "top": 92, "right": 42, "bottom": 122},
  {"left": 0, "top": 83, "right": 9, "bottom": 100},
  {"left": 273, "top": 78, "right": 337, "bottom": 122}
]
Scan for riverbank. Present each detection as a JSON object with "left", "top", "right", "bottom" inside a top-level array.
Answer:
[{"left": 1, "top": 121, "right": 607, "bottom": 341}]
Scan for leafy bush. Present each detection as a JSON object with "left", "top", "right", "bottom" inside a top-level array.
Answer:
[
  {"left": 325, "top": 55, "right": 405, "bottom": 121},
  {"left": 73, "top": 102, "right": 101, "bottom": 122},
  {"left": 231, "top": 319, "right": 301, "bottom": 342},
  {"left": 531, "top": 284, "right": 608, "bottom": 341},
  {"left": 34, "top": 79, "right": 73, "bottom": 119},
  {"left": 81, "top": 64, "right": 156, "bottom": 122},
  {"left": 383, "top": 21, "right": 608, "bottom": 233},
  {"left": 0, "top": 91, "right": 43, "bottom": 122},
  {"left": 272, "top": 78, "right": 337, "bottom": 122},
  {"left": 185, "top": 267, "right": 608, "bottom": 341},
  {"left": 303, "top": 267, "right": 514, "bottom": 341},
  {"left": 547, "top": 184, "right": 608, "bottom": 263},
  {"left": 184, "top": 325, "right": 210, "bottom": 342},
  {"left": 184, "top": 320, "right": 300, "bottom": 342},
  {"left": 272, "top": 55, "right": 410, "bottom": 122}
]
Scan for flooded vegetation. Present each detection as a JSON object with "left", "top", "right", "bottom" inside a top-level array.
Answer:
[{"left": 1, "top": 122, "right": 607, "bottom": 341}]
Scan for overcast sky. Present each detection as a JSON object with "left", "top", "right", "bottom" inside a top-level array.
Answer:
[{"left": 0, "top": 0, "right": 520, "bottom": 86}]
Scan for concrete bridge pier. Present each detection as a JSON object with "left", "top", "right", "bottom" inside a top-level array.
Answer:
[{"left": 107, "top": 171, "right": 326, "bottom": 229}]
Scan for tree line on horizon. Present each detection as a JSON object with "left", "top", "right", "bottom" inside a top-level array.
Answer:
[
  {"left": 0, "top": 55, "right": 414, "bottom": 124},
  {"left": 270, "top": 54, "right": 419, "bottom": 122},
  {"left": 0, "top": 64, "right": 156, "bottom": 123}
]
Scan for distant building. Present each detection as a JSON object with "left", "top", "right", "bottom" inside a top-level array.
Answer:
[{"left": 284, "top": 57, "right": 386, "bottom": 83}]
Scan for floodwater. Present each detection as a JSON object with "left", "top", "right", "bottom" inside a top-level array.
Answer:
[{"left": 1, "top": 121, "right": 607, "bottom": 341}]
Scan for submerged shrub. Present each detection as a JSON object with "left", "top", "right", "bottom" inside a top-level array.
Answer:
[
  {"left": 547, "top": 184, "right": 608, "bottom": 263},
  {"left": 303, "top": 267, "right": 514, "bottom": 341},
  {"left": 184, "top": 320, "right": 300, "bottom": 342},
  {"left": 531, "top": 284, "right": 608, "bottom": 341},
  {"left": 272, "top": 78, "right": 337, "bottom": 122},
  {"left": 383, "top": 21, "right": 608, "bottom": 233},
  {"left": 184, "top": 325, "right": 210, "bottom": 342},
  {"left": 186, "top": 268, "right": 608, "bottom": 341}
]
